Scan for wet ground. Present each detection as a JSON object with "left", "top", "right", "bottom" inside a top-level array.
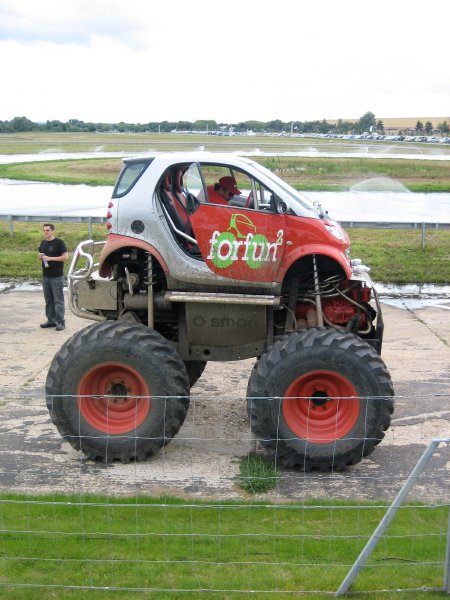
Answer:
[
  {"left": 1, "top": 177, "right": 449, "bottom": 223},
  {"left": 0, "top": 289, "right": 449, "bottom": 502}
]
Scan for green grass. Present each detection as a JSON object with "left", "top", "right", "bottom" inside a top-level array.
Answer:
[
  {"left": 0, "top": 494, "right": 447, "bottom": 598},
  {"left": 1, "top": 221, "right": 449, "bottom": 284},
  {"left": 0, "top": 222, "right": 105, "bottom": 279},
  {"left": 237, "top": 452, "right": 278, "bottom": 493},
  {"left": 348, "top": 228, "right": 450, "bottom": 284},
  {"left": 259, "top": 156, "right": 450, "bottom": 192},
  {"left": 0, "top": 158, "right": 122, "bottom": 186}
]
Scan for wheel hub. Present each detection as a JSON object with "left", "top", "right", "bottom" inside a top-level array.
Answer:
[
  {"left": 283, "top": 370, "right": 360, "bottom": 443},
  {"left": 77, "top": 363, "right": 151, "bottom": 434},
  {"left": 107, "top": 381, "right": 129, "bottom": 400},
  {"left": 310, "top": 390, "right": 329, "bottom": 407}
]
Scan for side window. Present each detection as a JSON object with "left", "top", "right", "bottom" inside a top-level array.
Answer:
[
  {"left": 113, "top": 160, "right": 151, "bottom": 198},
  {"left": 184, "top": 163, "right": 204, "bottom": 200},
  {"left": 183, "top": 162, "right": 279, "bottom": 212},
  {"left": 200, "top": 165, "right": 253, "bottom": 207}
]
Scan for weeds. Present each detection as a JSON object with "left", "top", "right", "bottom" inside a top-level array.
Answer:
[{"left": 237, "top": 452, "right": 278, "bottom": 493}]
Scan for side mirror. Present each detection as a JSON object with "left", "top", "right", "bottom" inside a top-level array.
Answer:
[{"left": 277, "top": 200, "right": 288, "bottom": 214}]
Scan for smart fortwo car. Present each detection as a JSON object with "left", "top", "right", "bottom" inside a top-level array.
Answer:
[{"left": 45, "top": 152, "right": 394, "bottom": 471}]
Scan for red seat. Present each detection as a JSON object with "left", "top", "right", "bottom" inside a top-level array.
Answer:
[
  {"left": 174, "top": 169, "right": 188, "bottom": 211},
  {"left": 160, "top": 170, "right": 195, "bottom": 240}
]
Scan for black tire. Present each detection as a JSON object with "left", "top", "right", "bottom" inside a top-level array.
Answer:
[
  {"left": 184, "top": 360, "right": 207, "bottom": 387},
  {"left": 246, "top": 328, "right": 394, "bottom": 471},
  {"left": 46, "top": 321, "right": 190, "bottom": 462}
]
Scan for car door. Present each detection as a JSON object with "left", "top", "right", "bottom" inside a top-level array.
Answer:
[{"left": 186, "top": 163, "right": 287, "bottom": 284}]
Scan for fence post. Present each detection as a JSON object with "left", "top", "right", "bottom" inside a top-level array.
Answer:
[
  {"left": 336, "top": 439, "right": 447, "bottom": 596},
  {"left": 8, "top": 215, "right": 13, "bottom": 237},
  {"left": 88, "top": 217, "right": 93, "bottom": 239},
  {"left": 445, "top": 505, "right": 450, "bottom": 593},
  {"left": 422, "top": 222, "right": 426, "bottom": 249}
]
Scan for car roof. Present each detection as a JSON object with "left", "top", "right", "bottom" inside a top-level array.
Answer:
[{"left": 123, "top": 152, "right": 258, "bottom": 169}]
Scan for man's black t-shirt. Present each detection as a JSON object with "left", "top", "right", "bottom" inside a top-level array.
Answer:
[{"left": 39, "top": 237, "right": 68, "bottom": 278}]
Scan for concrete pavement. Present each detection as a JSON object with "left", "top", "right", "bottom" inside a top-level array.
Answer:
[{"left": 0, "top": 287, "right": 449, "bottom": 501}]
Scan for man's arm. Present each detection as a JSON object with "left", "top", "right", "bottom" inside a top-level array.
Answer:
[{"left": 42, "top": 252, "right": 69, "bottom": 263}]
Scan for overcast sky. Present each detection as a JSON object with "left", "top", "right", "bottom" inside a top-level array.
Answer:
[{"left": 1, "top": 0, "right": 448, "bottom": 124}]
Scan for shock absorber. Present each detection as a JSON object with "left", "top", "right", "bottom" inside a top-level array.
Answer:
[
  {"left": 312, "top": 254, "right": 324, "bottom": 327},
  {"left": 145, "top": 252, "right": 154, "bottom": 329}
]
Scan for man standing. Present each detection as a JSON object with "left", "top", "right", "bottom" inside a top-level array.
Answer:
[{"left": 38, "top": 223, "right": 69, "bottom": 331}]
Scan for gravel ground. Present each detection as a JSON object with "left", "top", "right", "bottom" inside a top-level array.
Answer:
[{"left": 0, "top": 289, "right": 449, "bottom": 501}]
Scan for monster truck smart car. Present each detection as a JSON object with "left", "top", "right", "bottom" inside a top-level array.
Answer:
[{"left": 46, "top": 152, "right": 394, "bottom": 470}]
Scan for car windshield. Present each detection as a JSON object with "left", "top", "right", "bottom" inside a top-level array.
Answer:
[{"left": 249, "top": 160, "right": 319, "bottom": 215}]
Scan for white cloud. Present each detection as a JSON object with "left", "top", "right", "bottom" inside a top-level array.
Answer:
[
  {"left": 1, "top": 0, "right": 449, "bottom": 123},
  {"left": 0, "top": 0, "right": 139, "bottom": 44}
]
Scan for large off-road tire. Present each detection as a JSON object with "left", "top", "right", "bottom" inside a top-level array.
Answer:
[
  {"left": 246, "top": 328, "right": 394, "bottom": 471},
  {"left": 184, "top": 360, "right": 207, "bottom": 387},
  {"left": 46, "top": 321, "right": 190, "bottom": 462}
]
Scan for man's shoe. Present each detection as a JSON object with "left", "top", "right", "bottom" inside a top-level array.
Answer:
[
  {"left": 56, "top": 323, "right": 65, "bottom": 331},
  {"left": 40, "top": 322, "right": 56, "bottom": 328}
]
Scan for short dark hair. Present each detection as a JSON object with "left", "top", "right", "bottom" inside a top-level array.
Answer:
[{"left": 43, "top": 223, "right": 55, "bottom": 230}]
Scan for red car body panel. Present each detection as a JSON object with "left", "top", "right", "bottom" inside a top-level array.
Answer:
[{"left": 190, "top": 205, "right": 350, "bottom": 283}]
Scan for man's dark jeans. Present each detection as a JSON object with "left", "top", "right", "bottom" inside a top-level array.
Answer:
[{"left": 42, "top": 276, "right": 65, "bottom": 325}]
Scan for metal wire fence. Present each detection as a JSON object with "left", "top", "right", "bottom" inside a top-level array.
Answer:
[{"left": 0, "top": 392, "right": 449, "bottom": 596}]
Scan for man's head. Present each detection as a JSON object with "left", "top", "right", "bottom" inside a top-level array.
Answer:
[
  {"left": 43, "top": 223, "right": 55, "bottom": 240},
  {"left": 215, "top": 176, "right": 242, "bottom": 201}
]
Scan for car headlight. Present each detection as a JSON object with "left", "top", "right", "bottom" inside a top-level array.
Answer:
[{"left": 324, "top": 224, "right": 345, "bottom": 240}]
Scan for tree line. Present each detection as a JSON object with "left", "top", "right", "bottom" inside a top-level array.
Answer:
[
  {"left": 414, "top": 120, "right": 449, "bottom": 134},
  {"left": 0, "top": 113, "right": 448, "bottom": 135}
]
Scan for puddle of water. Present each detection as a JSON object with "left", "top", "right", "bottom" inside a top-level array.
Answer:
[
  {"left": 376, "top": 283, "right": 450, "bottom": 297},
  {"left": 0, "top": 151, "right": 128, "bottom": 165},
  {"left": 0, "top": 179, "right": 113, "bottom": 217},
  {"left": 306, "top": 190, "right": 450, "bottom": 223},
  {"left": 375, "top": 283, "right": 450, "bottom": 309},
  {"left": 238, "top": 150, "right": 450, "bottom": 160},
  {"left": 0, "top": 178, "right": 449, "bottom": 222},
  {"left": 1, "top": 147, "right": 450, "bottom": 165},
  {"left": 0, "top": 281, "right": 43, "bottom": 293},
  {"left": 381, "top": 298, "right": 450, "bottom": 309}
]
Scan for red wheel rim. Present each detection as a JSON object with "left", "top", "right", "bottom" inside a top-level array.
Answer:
[
  {"left": 283, "top": 370, "right": 360, "bottom": 443},
  {"left": 77, "top": 362, "right": 150, "bottom": 434}
]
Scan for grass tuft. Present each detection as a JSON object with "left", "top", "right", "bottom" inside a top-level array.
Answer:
[{"left": 237, "top": 452, "right": 278, "bottom": 493}]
